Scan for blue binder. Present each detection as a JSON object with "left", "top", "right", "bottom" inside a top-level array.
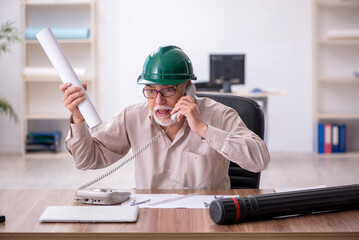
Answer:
[
  {"left": 339, "top": 124, "right": 346, "bottom": 153},
  {"left": 318, "top": 123, "right": 324, "bottom": 154}
]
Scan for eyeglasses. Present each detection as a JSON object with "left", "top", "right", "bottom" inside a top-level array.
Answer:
[{"left": 142, "top": 84, "right": 181, "bottom": 99}]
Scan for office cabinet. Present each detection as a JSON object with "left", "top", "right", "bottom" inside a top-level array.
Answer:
[
  {"left": 20, "top": 0, "right": 97, "bottom": 158},
  {"left": 313, "top": 0, "right": 359, "bottom": 155}
]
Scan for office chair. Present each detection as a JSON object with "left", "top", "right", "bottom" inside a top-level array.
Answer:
[{"left": 196, "top": 92, "right": 265, "bottom": 189}]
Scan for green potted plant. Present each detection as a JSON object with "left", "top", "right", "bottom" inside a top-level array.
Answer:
[{"left": 0, "top": 21, "right": 19, "bottom": 122}]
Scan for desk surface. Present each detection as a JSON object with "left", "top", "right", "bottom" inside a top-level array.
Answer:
[{"left": 1, "top": 189, "right": 358, "bottom": 240}]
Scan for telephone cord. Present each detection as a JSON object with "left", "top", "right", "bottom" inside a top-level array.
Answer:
[{"left": 76, "top": 127, "right": 169, "bottom": 192}]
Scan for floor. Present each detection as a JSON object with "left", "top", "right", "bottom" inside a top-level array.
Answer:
[{"left": 0, "top": 152, "right": 358, "bottom": 190}]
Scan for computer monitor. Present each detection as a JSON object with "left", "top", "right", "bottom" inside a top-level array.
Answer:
[{"left": 210, "top": 54, "right": 245, "bottom": 92}]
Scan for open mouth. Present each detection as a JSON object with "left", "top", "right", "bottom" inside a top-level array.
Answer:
[
  {"left": 156, "top": 109, "right": 171, "bottom": 119},
  {"left": 154, "top": 106, "right": 172, "bottom": 119}
]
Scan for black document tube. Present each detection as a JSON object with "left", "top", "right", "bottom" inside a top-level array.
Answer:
[{"left": 209, "top": 184, "right": 359, "bottom": 225}]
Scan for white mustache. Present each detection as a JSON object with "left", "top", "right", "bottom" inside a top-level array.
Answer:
[{"left": 154, "top": 105, "right": 173, "bottom": 113}]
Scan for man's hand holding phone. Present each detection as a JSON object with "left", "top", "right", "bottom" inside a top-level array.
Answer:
[
  {"left": 59, "top": 82, "right": 87, "bottom": 124},
  {"left": 171, "top": 95, "right": 208, "bottom": 138}
]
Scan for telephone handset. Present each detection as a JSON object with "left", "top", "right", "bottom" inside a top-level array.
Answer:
[
  {"left": 75, "top": 83, "right": 197, "bottom": 205},
  {"left": 170, "top": 83, "right": 197, "bottom": 123}
]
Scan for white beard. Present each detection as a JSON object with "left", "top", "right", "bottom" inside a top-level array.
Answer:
[{"left": 152, "top": 105, "right": 173, "bottom": 127}]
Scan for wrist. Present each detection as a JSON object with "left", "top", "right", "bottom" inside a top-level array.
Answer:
[
  {"left": 70, "top": 114, "right": 84, "bottom": 124},
  {"left": 196, "top": 123, "right": 208, "bottom": 138}
]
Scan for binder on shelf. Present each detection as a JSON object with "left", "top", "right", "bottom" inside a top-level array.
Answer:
[
  {"left": 318, "top": 123, "right": 347, "bottom": 154},
  {"left": 324, "top": 124, "right": 332, "bottom": 154},
  {"left": 317, "top": 123, "right": 324, "bottom": 154},
  {"left": 25, "top": 144, "right": 59, "bottom": 152},
  {"left": 25, "top": 131, "right": 61, "bottom": 153},
  {"left": 27, "top": 131, "right": 61, "bottom": 140},
  {"left": 332, "top": 124, "right": 340, "bottom": 153},
  {"left": 339, "top": 124, "right": 346, "bottom": 153},
  {"left": 25, "top": 28, "right": 90, "bottom": 40}
]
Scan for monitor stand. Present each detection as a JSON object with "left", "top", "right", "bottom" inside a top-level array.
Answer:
[{"left": 222, "top": 80, "right": 232, "bottom": 93}]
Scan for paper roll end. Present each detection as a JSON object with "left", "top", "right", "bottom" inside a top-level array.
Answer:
[
  {"left": 88, "top": 120, "right": 102, "bottom": 129},
  {"left": 36, "top": 27, "right": 53, "bottom": 41}
]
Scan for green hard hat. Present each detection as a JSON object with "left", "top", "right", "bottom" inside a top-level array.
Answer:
[{"left": 137, "top": 45, "right": 197, "bottom": 85}]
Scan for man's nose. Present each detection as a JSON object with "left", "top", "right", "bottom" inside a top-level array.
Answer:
[{"left": 155, "top": 92, "right": 166, "bottom": 104}]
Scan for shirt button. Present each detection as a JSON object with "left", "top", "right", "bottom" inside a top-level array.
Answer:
[{"left": 167, "top": 168, "right": 170, "bottom": 173}]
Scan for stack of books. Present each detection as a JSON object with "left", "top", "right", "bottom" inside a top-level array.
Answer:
[
  {"left": 25, "top": 132, "right": 61, "bottom": 153},
  {"left": 318, "top": 123, "right": 346, "bottom": 154}
]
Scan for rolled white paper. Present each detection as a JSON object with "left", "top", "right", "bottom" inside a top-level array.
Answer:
[{"left": 36, "top": 28, "right": 102, "bottom": 129}]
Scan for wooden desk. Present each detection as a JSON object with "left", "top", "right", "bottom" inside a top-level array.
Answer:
[{"left": 1, "top": 189, "right": 358, "bottom": 240}]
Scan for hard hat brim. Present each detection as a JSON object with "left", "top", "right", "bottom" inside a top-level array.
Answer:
[{"left": 137, "top": 75, "right": 197, "bottom": 85}]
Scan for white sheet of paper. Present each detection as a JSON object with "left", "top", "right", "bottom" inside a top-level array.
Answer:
[
  {"left": 274, "top": 185, "right": 327, "bottom": 193},
  {"left": 121, "top": 194, "right": 239, "bottom": 208}
]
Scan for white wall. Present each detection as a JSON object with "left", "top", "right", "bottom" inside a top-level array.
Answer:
[
  {"left": 0, "top": 0, "right": 312, "bottom": 153},
  {"left": 0, "top": 0, "right": 22, "bottom": 152}
]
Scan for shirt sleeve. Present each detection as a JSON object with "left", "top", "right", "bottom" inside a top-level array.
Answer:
[
  {"left": 65, "top": 110, "right": 131, "bottom": 170},
  {"left": 204, "top": 108, "right": 270, "bottom": 173}
]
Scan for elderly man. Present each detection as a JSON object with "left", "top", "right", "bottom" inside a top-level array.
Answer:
[{"left": 60, "top": 45, "right": 270, "bottom": 189}]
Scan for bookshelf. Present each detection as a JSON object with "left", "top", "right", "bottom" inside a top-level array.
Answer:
[
  {"left": 313, "top": 0, "right": 359, "bottom": 155},
  {"left": 20, "top": 0, "right": 97, "bottom": 158}
]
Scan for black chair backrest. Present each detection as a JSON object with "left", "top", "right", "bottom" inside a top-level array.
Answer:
[{"left": 196, "top": 92, "right": 264, "bottom": 189}]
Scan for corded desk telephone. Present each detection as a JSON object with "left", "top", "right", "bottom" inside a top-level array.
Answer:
[{"left": 75, "top": 83, "right": 196, "bottom": 205}]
